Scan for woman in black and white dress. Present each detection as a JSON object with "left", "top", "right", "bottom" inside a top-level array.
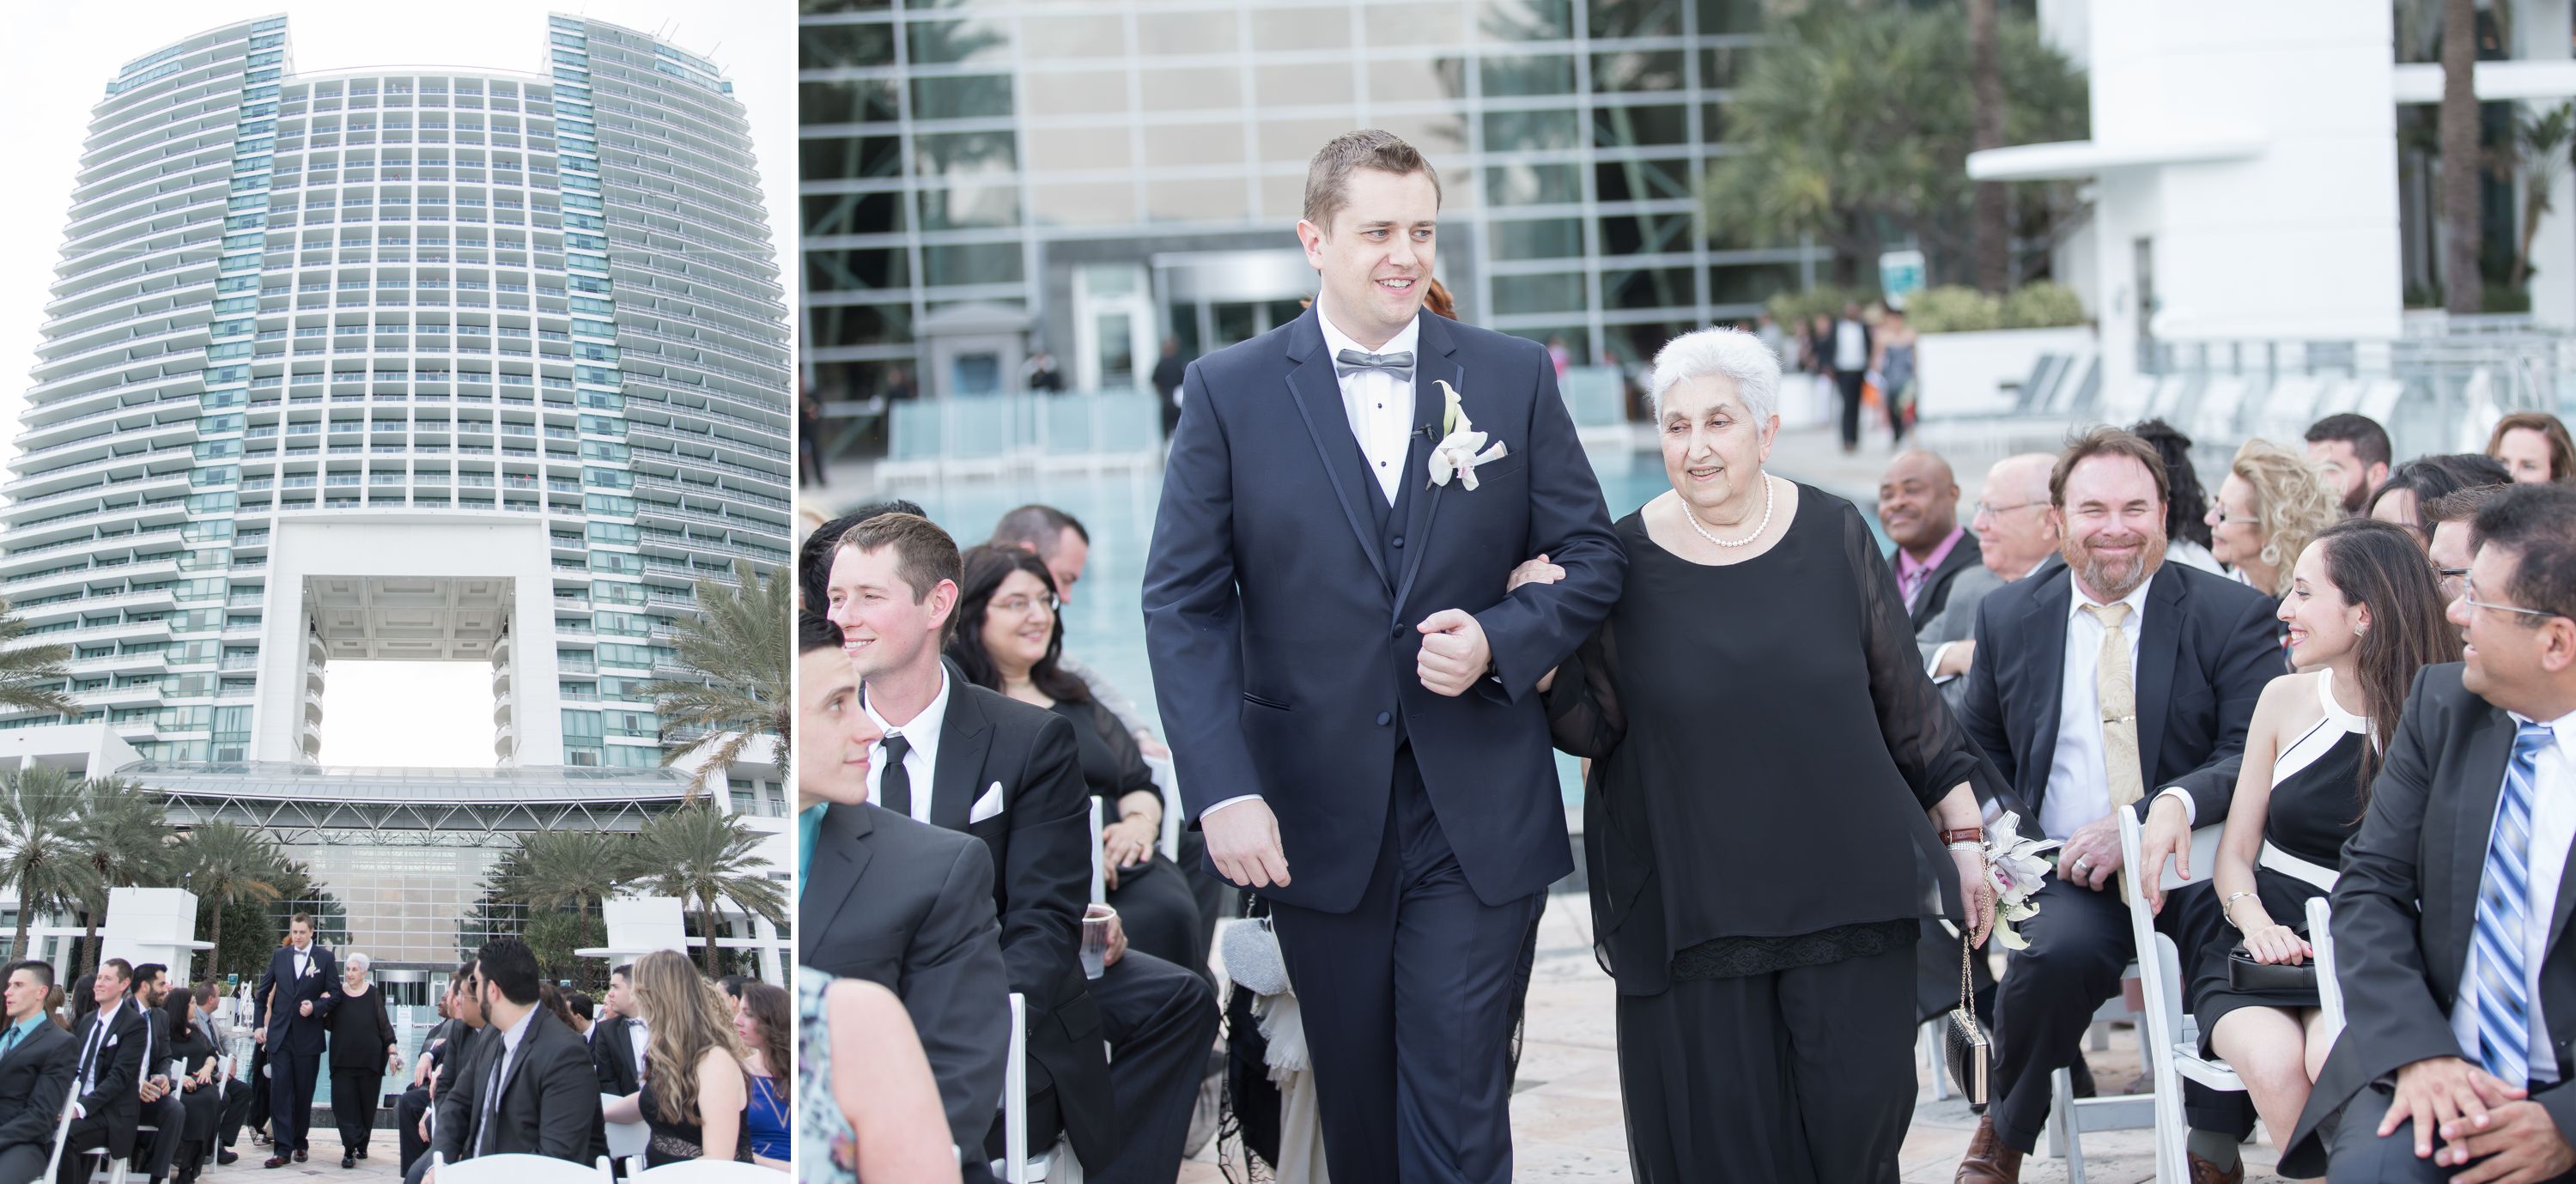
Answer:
[{"left": 2161, "top": 519, "right": 2458, "bottom": 1156}]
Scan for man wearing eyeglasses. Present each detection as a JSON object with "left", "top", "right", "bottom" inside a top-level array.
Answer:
[
  {"left": 2427, "top": 484, "right": 2512, "bottom": 607},
  {"left": 1920, "top": 453, "right": 2064, "bottom": 695}
]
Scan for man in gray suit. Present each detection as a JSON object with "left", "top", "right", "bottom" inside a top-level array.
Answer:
[{"left": 795, "top": 613, "right": 1011, "bottom": 1183}]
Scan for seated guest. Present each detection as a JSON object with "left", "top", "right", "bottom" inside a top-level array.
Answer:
[
  {"left": 799, "top": 610, "right": 1008, "bottom": 1182},
  {"left": 602, "top": 951, "right": 752, "bottom": 1167},
  {"left": 718, "top": 976, "right": 748, "bottom": 1019},
  {"left": 2371, "top": 455, "right": 2511, "bottom": 544},
  {"left": 57, "top": 961, "right": 147, "bottom": 1184},
  {"left": 327, "top": 953, "right": 398, "bottom": 1169},
  {"left": 0, "top": 961, "right": 78, "bottom": 1184},
  {"left": 951, "top": 544, "right": 1207, "bottom": 979},
  {"left": 733, "top": 983, "right": 791, "bottom": 1169},
  {"left": 167, "top": 984, "right": 222, "bottom": 1184},
  {"left": 2208, "top": 438, "right": 2340, "bottom": 597},
  {"left": 398, "top": 966, "right": 481, "bottom": 1178},
  {"left": 592, "top": 964, "right": 642, "bottom": 1101},
  {"left": 2157, "top": 519, "right": 2458, "bottom": 1158},
  {"left": 2306, "top": 412, "right": 2395, "bottom": 514},
  {"left": 800, "top": 971, "right": 959, "bottom": 1184},
  {"left": 825, "top": 514, "right": 1220, "bottom": 1183},
  {"left": 799, "top": 499, "right": 927, "bottom": 613},
  {"left": 1923, "top": 452, "right": 2064, "bottom": 689},
  {"left": 2134, "top": 419, "right": 2225, "bottom": 575},
  {"left": 2427, "top": 484, "right": 2513, "bottom": 604},
  {"left": 1953, "top": 429, "right": 2278, "bottom": 1184},
  {"left": 424, "top": 940, "right": 599, "bottom": 1181},
  {"left": 2281, "top": 484, "right": 2576, "bottom": 1179},
  {"left": 562, "top": 993, "right": 595, "bottom": 1043},
  {"left": 126, "top": 964, "right": 183, "bottom": 1184},
  {"left": 1877, "top": 449, "right": 1984, "bottom": 629},
  {"left": 185, "top": 984, "right": 250, "bottom": 1171},
  {"left": 2488, "top": 410, "right": 2576, "bottom": 485}
]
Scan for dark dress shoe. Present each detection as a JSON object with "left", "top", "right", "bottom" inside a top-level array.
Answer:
[
  {"left": 342, "top": 1153, "right": 355, "bottom": 1169},
  {"left": 2187, "top": 1153, "right": 2245, "bottom": 1184},
  {"left": 1954, "top": 1114, "right": 2022, "bottom": 1184},
  {"left": 217, "top": 1151, "right": 240, "bottom": 1166},
  {"left": 263, "top": 1156, "right": 291, "bottom": 1169},
  {"left": 294, "top": 1149, "right": 307, "bottom": 1163},
  {"left": 355, "top": 1149, "right": 367, "bottom": 1159}
]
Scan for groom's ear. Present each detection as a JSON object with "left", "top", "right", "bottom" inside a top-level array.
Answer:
[{"left": 1296, "top": 218, "right": 1327, "bottom": 263}]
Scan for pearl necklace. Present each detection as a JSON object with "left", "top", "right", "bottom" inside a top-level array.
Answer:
[{"left": 1685, "top": 473, "right": 1775, "bottom": 548}]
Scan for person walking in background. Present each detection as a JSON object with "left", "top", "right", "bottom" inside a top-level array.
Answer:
[
  {"left": 798, "top": 383, "right": 829, "bottom": 489},
  {"left": 1827, "top": 300, "right": 1875, "bottom": 453},
  {"left": 2488, "top": 410, "right": 2576, "bottom": 485},
  {"left": 327, "top": 954, "right": 398, "bottom": 1169},
  {"left": 1872, "top": 305, "right": 1919, "bottom": 442},
  {"left": 1152, "top": 338, "right": 1188, "bottom": 439}
]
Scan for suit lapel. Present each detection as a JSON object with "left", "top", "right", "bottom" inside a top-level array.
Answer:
[
  {"left": 2134, "top": 566, "right": 2185, "bottom": 781},
  {"left": 2020, "top": 570, "right": 2072, "bottom": 806},
  {"left": 2439, "top": 707, "right": 2518, "bottom": 984},
  {"left": 931, "top": 663, "right": 994, "bottom": 833},
  {"left": 1283, "top": 311, "right": 1394, "bottom": 593},
  {"left": 805, "top": 805, "right": 875, "bottom": 931},
  {"left": 1391, "top": 315, "right": 1461, "bottom": 616}
]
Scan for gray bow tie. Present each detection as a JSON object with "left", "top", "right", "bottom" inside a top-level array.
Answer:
[{"left": 1335, "top": 348, "right": 1414, "bottom": 376}]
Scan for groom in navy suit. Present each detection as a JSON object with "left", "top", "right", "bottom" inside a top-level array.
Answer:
[
  {"left": 253, "top": 913, "right": 335, "bottom": 1169},
  {"left": 1145, "top": 130, "right": 1623, "bottom": 1184}
]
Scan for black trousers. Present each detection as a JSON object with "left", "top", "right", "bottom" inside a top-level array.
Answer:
[
  {"left": 2324, "top": 1082, "right": 2576, "bottom": 1182},
  {"left": 1267, "top": 750, "right": 1547, "bottom": 1184},
  {"left": 1073, "top": 949, "right": 1219, "bottom": 1184},
  {"left": 245, "top": 1046, "right": 269, "bottom": 1136},
  {"left": 137, "top": 1093, "right": 183, "bottom": 1182},
  {"left": 216, "top": 1081, "right": 253, "bottom": 1148},
  {"left": 267, "top": 1050, "right": 320, "bottom": 1151},
  {"left": 1988, "top": 875, "right": 2257, "bottom": 1152},
  {"left": 0, "top": 1141, "right": 46, "bottom": 1184},
  {"left": 331, "top": 1067, "right": 383, "bottom": 1157},
  {"left": 1834, "top": 370, "right": 1868, "bottom": 448},
  {"left": 1104, "top": 856, "right": 1207, "bottom": 986},
  {"left": 1618, "top": 944, "right": 1916, "bottom": 1183},
  {"left": 394, "top": 1087, "right": 430, "bottom": 1175},
  {"left": 58, "top": 1112, "right": 125, "bottom": 1184}
]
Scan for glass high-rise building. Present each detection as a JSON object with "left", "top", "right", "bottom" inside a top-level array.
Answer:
[
  {"left": 7, "top": 13, "right": 793, "bottom": 771},
  {"left": 799, "top": 0, "right": 1818, "bottom": 404}
]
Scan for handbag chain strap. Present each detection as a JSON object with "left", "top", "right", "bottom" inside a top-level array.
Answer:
[{"left": 1957, "top": 929, "right": 1983, "bottom": 1040}]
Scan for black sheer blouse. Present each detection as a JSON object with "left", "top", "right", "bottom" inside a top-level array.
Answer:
[{"left": 1547, "top": 486, "right": 2001, "bottom": 994}]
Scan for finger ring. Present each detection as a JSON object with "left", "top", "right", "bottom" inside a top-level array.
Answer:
[{"left": 2075, "top": 856, "right": 2091, "bottom": 871}]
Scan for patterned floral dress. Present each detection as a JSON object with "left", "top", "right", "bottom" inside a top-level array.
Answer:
[{"left": 797, "top": 968, "right": 859, "bottom": 1184}]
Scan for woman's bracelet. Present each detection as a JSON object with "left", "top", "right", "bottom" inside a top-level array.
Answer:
[
  {"left": 1945, "top": 841, "right": 1984, "bottom": 853},
  {"left": 2223, "top": 891, "right": 2259, "bottom": 930}
]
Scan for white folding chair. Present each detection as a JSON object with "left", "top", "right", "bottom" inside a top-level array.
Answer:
[
  {"left": 41, "top": 1094, "right": 75, "bottom": 1184},
  {"left": 2356, "top": 378, "right": 2405, "bottom": 424},
  {"left": 431, "top": 1151, "right": 617, "bottom": 1184},
  {"left": 999, "top": 993, "right": 1083, "bottom": 1184},
  {"left": 1088, "top": 798, "right": 1106, "bottom": 908},
  {"left": 601, "top": 1091, "right": 648, "bottom": 1167},
  {"left": 624, "top": 1161, "right": 781, "bottom": 1184},
  {"left": 2309, "top": 896, "right": 2346, "bottom": 1046},
  {"left": 2120, "top": 811, "right": 2248, "bottom": 1183},
  {"left": 2190, "top": 375, "right": 2251, "bottom": 444}
]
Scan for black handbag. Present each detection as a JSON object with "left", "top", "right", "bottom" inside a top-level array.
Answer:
[
  {"left": 2227, "top": 944, "right": 2318, "bottom": 993},
  {"left": 1944, "top": 928, "right": 1990, "bottom": 1108}
]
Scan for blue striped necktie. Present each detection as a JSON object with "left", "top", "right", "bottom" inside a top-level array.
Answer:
[{"left": 2475, "top": 721, "right": 2556, "bottom": 1086}]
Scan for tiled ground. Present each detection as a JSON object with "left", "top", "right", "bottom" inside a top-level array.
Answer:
[{"left": 1182, "top": 892, "right": 2300, "bottom": 1183}]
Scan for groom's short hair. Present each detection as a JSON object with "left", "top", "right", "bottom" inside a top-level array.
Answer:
[
  {"left": 1303, "top": 130, "right": 1442, "bottom": 232},
  {"left": 837, "top": 513, "right": 964, "bottom": 608}
]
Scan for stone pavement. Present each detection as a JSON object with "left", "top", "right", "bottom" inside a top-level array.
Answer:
[{"left": 1182, "top": 891, "right": 2299, "bottom": 1183}]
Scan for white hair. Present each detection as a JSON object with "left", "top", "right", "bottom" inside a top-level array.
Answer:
[
  {"left": 344, "top": 952, "right": 369, "bottom": 974},
  {"left": 1647, "top": 326, "right": 1783, "bottom": 423}
]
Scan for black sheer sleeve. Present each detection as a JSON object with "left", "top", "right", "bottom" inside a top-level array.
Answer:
[
  {"left": 1078, "top": 699, "right": 1158, "bottom": 810},
  {"left": 1841, "top": 502, "right": 1998, "bottom": 810},
  {"left": 1546, "top": 620, "right": 1625, "bottom": 762}
]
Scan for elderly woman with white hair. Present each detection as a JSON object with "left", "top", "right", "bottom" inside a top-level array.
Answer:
[
  {"left": 1538, "top": 326, "right": 2002, "bottom": 1181},
  {"left": 325, "top": 950, "right": 398, "bottom": 1168}
]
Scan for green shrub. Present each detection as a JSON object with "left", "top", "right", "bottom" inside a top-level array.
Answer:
[
  {"left": 2000, "top": 281, "right": 2087, "bottom": 329},
  {"left": 1906, "top": 286, "right": 2002, "bottom": 333},
  {"left": 1767, "top": 285, "right": 1877, "bottom": 327}
]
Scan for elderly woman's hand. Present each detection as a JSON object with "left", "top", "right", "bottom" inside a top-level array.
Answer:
[
  {"left": 1951, "top": 846, "right": 1996, "bottom": 948},
  {"left": 1507, "top": 554, "right": 1564, "bottom": 594}
]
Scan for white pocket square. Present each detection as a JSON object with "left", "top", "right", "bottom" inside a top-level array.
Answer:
[{"left": 969, "top": 781, "right": 1006, "bottom": 823}]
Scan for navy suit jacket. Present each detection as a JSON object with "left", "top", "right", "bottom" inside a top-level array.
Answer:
[
  {"left": 254, "top": 944, "right": 337, "bottom": 1058},
  {"left": 1958, "top": 558, "right": 2280, "bottom": 834},
  {"left": 1144, "top": 307, "right": 1624, "bottom": 912}
]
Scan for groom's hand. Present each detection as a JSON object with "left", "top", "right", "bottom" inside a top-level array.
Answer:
[
  {"left": 1205, "top": 799, "right": 1291, "bottom": 889},
  {"left": 1417, "top": 609, "right": 1492, "bottom": 696}
]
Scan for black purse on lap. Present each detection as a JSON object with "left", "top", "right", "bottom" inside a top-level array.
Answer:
[{"left": 2227, "top": 944, "right": 2318, "bottom": 993}]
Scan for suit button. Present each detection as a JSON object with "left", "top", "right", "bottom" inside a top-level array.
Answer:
[
  {"left": 1391, "top": 536, "right": 1405, "bottom": 548},
  {"left": 1391, "top": 625, "right": 1404, "bottom": 638},
  {"left": 1376, "top": 712, "right": 1393, "bottom": 726}
]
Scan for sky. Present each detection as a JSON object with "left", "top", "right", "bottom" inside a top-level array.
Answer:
[{"left": 0, "top": 1, "right": 798, "bottom": 768}]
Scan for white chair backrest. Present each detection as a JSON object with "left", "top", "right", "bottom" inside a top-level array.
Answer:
[
  {"left": 2193, "top": 376, "right": 2251, "bottom": 442},
  {"left": 431, "top": 1152, "right": 616, "bottom": 1184},
  {"left": 624, "top": 1161, "right": 780, "bottom": 1184},
  {"left": 2357, "top": 378, "right": 2405, "bottom": 422},
  {"left": 2261, "top": 374, "right": 2324, "bottom": 434},
  {"left": 2117, "top": 809, "right": 2191, "bottom": 1182},
  {"left": 42, "top": 1093, "right": 74, "bottom": 1182},
  {"left": 1004, "top": 993, "right": 1029, "bottom": 1182},
  {"left": 601, "top": 1092, "right": 649, "bottom": 1161},
  {"left": 2309, "top": 895, "right": 2345, "bottom": 1045},
  {"left": 1087, "top": 799, "right": 1105, "bottom": 907}
]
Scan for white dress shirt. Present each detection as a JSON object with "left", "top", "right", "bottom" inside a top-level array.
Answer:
[
  {"left": 627, "top": 1017, "right": 648, "bottom": 1079},
  {"left": 1202, "top": 306, "right": 1425, "bottom": 825},
  {"left": 476, "top": 1006, "right": 539, "bottom": 1152},
  {"left": 1315, "top": 306, "right": 1421, "bottom": 506},
  {"left": 865, "top": 666, "right": 952, "bottom": 825},
  {"left": 2452, "top": 709, "right": 2576, "bottom": 1085},
  {"left": 2041, "top": 578, "right": 2154, "bottom": 841}
]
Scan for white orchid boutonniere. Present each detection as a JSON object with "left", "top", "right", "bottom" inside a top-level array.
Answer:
[
  {"left": 1980, "top": 812, "right": 2059, "bottom": 950},
  {"left": 1426, "top": 379, "right": 1509, "bottom": 491}
]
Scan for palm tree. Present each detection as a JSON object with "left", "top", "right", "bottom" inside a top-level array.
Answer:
[
  {"left": 495, "top": 829, "right": 629, "bottom": 917},
  {"left": 68, "top": 780, "right": 174, "bottom": 975},
  {"left": 2508, "top": 102, "right": 2575, "bottom": 294},
  {"left": 643, "top": 561, "right": 789, "bottom": 796},
  {"left": 179, "top": 822, "right": 285, "bottom": 971},
  {"left": 0, "top": 766, "right": 104, "bottom": 962},
  {"left": 2441, "top": 0, "right": 2484, "bottom": 313},
  {"left": 0, "top": 602, "right": 76, "bottom": 720},
  {"left": 637, "top": 805, "right": 787, "bottom": 976},
  {"left": 1967, "top": 0, "right": 2008, "bottom": 294}
]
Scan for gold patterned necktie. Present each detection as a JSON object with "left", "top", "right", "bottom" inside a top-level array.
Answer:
[{"left": 2081, "top": 601, "right": 2144, "bottom": 896}]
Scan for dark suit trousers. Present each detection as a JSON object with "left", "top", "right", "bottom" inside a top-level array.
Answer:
[
  {"left": 1988, "top": 875, "right": 2255, "bottom": 1152},
  {"left": 1267, "top": 748, "right": 1548, "bottom": 1184},
  {"left": 0, "top": 1142, "right": 46, "bottom": 1184},
  {"left": 216, "top": 1081, "right": 253, "bottom": 1148},
  {"left": 137, "top": 1093, "right": 183, "bottom": 1181},
  {"left": 394, "top": 1087, "right": 430, "bottom": 1175},
  {"left": 2324, "top": 1082, "right": 2576, "bottom": 1182},
  {"left": 246, "top": 1047, "right": 268, "bottom": 1135},
  {"left": 268, "top": 1050, "right": 320, "bottom": 1151},
  {"left": 1080, "top": 950, "right": 1218, "bottom": 1184},
  {"left": 331, "top": 1068, "right": 381, "bottom": 1155},
  {"left": 58, "top": 1114, "right": 117, "bottom": 1184},
  {"left": 1833, "top": 370, "right": 1868, "bottom": 448}
]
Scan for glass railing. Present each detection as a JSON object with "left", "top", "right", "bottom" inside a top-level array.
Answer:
[{"left": 889, "top": 389, "right": 1163, "bottom": 464}]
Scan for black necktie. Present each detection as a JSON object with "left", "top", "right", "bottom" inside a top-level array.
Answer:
[
  {"left": 75, "top": 1016, "right": 104, "bottom": 1089},
  {"left": 880, "top": 732, "right": 913, "bottom": 817},
  {"left": 1335, "top": 348, "right": 1414, "bottom": 377},
  {"left": 476, "top": 1047, "right": 504, "bottom": 1157},
  {"left": 3, "top": 1024, "right": 27, "bottom": 1062}
]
